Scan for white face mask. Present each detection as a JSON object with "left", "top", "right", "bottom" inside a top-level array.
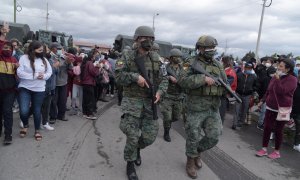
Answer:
[
  {"left": 276, "top": 70, "right": 286, "bottom": 76},
  {"left": 57, "top": 49, "right": 62, "bottom": 56},
  {"left": 265, "top": 62, "right": 271, "bottom": 68}
]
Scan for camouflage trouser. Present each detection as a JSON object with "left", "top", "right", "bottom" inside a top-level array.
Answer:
[
  {"left": 185, "top": 108, "right": 222, "bottom": 157},
  {"left": 119, "top": 112, "right": 159, "bottom": 161},
  {"left": 160, "top": 97, "right": 183, "bottom": 129}
]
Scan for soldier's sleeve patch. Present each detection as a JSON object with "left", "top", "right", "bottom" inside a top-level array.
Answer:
[{"left": 183, "top": 62, "right": 190, "bottom": 71}]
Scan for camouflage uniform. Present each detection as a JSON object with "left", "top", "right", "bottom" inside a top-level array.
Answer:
[
  {"left": 178, "top": 56, "right": 226, "bottom": 158},
  {"left": 161, "top": 63, "right": 185, "bottom": 129},
  {"left": 115, "top": 49, "right": 168, "bottom": 162}
]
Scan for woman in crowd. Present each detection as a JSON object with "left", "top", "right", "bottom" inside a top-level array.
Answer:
[
  {"left": 17, "top": 41, "right": 52, "bottom": 141},
  {"left": 41, "top": 44, "right": 58, "bottom": 130},
  {"left": 219, "top": 56, "right": 237, "bottom": 123},
  {"left": 256, "top": 58, "right": 297, "bottom": 159},
  {"left": 81, "top": 49, "right": 100, "bottom": 120},
  {"left": 292, "top": 72, "right": 300, "bottom": 152},
  {"left": 0, "top": 41, "right": 18, "bottom": 144}
]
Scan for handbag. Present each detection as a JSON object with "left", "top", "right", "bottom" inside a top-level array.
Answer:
[{"left": 273, "top": 87, "right": 292, "bottom": 121}]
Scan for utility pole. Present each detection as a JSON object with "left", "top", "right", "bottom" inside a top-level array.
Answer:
[
  {"left": 224, "top": 39, "right": 228, "bottom": 55},
  {"left": 152, "top": 13, "right": 159, "bottom": 32},
  {"left": 14, "top": 0, "right": 16, "bottom": 22},
  {"left": 255, "top": 0, "right": 272, "bottom": 62},
  {"left": 46, "top": 2, "right": 49, "bottom": 30}
]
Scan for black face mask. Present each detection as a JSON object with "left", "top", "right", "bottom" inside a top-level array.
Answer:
[
  {"left": 35, "top": 52, "right": 44, "bottom": 59},
  {"left": 140, "top": 40, "right": 153, "bottom": 51}
]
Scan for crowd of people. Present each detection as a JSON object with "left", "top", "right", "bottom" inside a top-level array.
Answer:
[
  {"left": 219, "top": 55, "right": 300, "bottom": 159},
  {"left": 0, "top": 24, "right": 117, "bottom": 144},
  {"left": 1, "top": 23, "right": 300, "bottom": 180}
]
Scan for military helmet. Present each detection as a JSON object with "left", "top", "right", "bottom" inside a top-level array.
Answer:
[
  {"left": 170, "top": 48, "right": 183, "bottom": 57},
  {"left": 195, "top": 35, "right": 218, "bottom": 49},
  {"left": 152, "top": 43, "right": 160, "bottom": 50},
  {"left": 133, "top": 26, "right": 155, "bottom": 40}
]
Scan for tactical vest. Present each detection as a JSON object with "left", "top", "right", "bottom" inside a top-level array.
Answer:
[
  {"left": 166, "top": 64, "right": 182, "bottom": 95},
  {"left": 123, "top": 51, "right": 161, "bottom": 97},
  {"left": 190, "top": 58, "right": 224, "bottom": 96}
]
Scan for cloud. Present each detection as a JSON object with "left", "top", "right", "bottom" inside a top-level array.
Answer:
[{"left": 1, "top": 0, "right": 299, "bottom": 58}]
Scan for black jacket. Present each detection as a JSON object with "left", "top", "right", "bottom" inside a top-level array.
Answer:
[
  {"left": 292, "top": 83, "right": 300, "bottom": 116},
  {"left": 236, "top": 72, "right": 257, "bottom": 96}
]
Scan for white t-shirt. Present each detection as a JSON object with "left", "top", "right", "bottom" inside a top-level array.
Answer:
[{"left": 17, "top": 55, "right": 52, "bottom": 92}]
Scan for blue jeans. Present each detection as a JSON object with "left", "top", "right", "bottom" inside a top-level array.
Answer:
[
  {"left": 233, "top": 94, "right": 251, "bottom": 126},
  {"left": 19, "top": 88, "right": 45, "bottom": 130}
]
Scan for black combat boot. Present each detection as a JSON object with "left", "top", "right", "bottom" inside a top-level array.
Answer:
[
  {"left": 163, "top": 128, "right": 171, "bottom": 142},
  {"left": 134, "top": 148, "right": 141, "bottom": 166},
  {"left": 127, "top": 161, "right": 138, "bottom": 180}
]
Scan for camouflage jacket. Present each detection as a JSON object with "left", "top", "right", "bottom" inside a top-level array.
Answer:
[
  {"left": 165, "top": 63, "right": 185, "bottom": 100},
  {"left": 115, "top": 50, "right": 168, "bottom": 117},
  {"left": 178, "top": 55, "right": 227, "bottom": 111}
]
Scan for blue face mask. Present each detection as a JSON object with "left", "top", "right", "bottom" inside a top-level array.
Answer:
[{"left": 244, "top": 70, "right": 252, "bottom": 75}]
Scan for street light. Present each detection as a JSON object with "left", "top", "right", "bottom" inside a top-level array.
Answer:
[{"left": 152, "top": 13, "right": 159, "bottom": 32}]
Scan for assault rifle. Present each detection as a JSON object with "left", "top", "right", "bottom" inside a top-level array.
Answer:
[
  {"left": 191, "top": 60, "right": 242, "bottom": 103},
  {"left": 134, "top": 54, "right": 158, "bottom": 120}
]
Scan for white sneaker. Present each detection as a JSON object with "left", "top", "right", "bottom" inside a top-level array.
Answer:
[
  {"left": 43, "top": 123, "right": 54, "bottom": 131},
  {"left": 19, "top": 121, "right": 24, "bottom": 128},
  {"left": 106, "top": 94, "right": 110, "bottom": 97},
  {"left": 294, "top": 145, "right": 300, "bottom": 152},
  {"left": 110, "top": 94, "right": 114, "bottom": 98},
  {"left": 13, "top": 107, "right": 19, "bottom": 113}
]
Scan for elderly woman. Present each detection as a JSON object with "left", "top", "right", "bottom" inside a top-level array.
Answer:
[{"left": 256, "top": 58, "right": 297, "bottom": 159}]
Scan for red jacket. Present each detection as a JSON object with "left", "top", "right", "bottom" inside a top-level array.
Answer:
[
  {"left": 264, "top": 74, "right": 297, "bottom": 110},
  {"left": 0, "top": 54, "right": 18, "bottom": 92},
  {"left": 225, "top": 67, "right": 237, "bottom": 91},
  {"left": 81, "top": 61, "right": 99, "bottom": 86}
]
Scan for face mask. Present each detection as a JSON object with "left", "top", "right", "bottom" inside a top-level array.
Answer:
[
  {"left": 35, "top": 52, "right": 44, "bottom": 59},
  {"left": 1, "top": 49, "right": 12, "bottom": 57},
  {"left": 244, "top": 70, "right": 252, "bottom": 75},
  {"left": 276, "top": 70, "right": 286, "bottom": 76},
  {"left": 57, "top": 49, "right": 62, "bottom": 56},
  {"left": 265, "top": 63, "right": 271, "bottom": 68},
  {"left": 140, "top": 40, "right": 153, "bottom": 51},
  {"left": 12, "top": 50, "right": 16, "bottom": 56},
  {"left": 202, "top": 49, "right": 217, "bottom": 60}
]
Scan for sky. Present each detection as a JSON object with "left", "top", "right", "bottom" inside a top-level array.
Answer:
[{"left": 1, "top": 0, "right": 299, "bottom": 58}]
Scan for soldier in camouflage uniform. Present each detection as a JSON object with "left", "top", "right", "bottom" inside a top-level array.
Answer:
[
  {"left": 178, "top": 35, "right": 226, "bottom": 179},
  {"left": 160, "top": 48, "right": 185, "bottom": 142},
  {"left": 115, "top": 26, "right": 168, "bottom": 180}
]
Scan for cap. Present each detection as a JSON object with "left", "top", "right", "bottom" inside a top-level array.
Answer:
[
  {"left": 50, "top": 42, "right": 62, "bottom": 49},
  {"left": 245, "top": 62, "right": 253, "bottom": 68}
]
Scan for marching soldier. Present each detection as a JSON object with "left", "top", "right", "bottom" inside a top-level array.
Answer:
[
  {"left": 160, "top": 48, "right": 185, "bottom": 142},
  {"left": 178, "top": 35, "right": 226, "bottom": 179},
  {"left": 115, "top": 26, "right": 168, "bottom": 180}
]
